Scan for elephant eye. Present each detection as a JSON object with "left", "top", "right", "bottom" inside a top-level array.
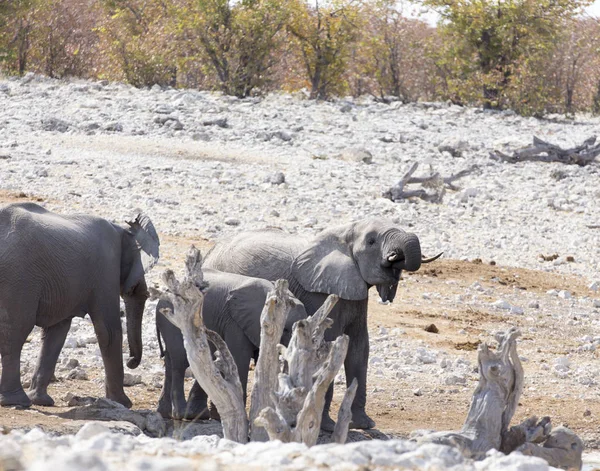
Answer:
[{"left": 367, "top": 238, "right": 376, "bottom": 246}]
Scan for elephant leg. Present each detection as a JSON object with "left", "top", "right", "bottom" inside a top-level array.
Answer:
[
  {"left": 0, "top": 349, "right": 31, "bottom": 407},
  {"left": 344, "top": 315, "right": 375, "bottom": 430},
  {"left": 90, "top": 305, "right": 131, "bottom": 408},
  {"left": 186, "top": 380, "right": 210, "bottom": 420},
  {"left": 157, "top": 350, "right": 173, "bottom": 419},
  {"left": 169, "top": 347, "right": 192, "bottom": 420},
  {"left": 28, "top": 317, "right": 72, "bottom": 406}
]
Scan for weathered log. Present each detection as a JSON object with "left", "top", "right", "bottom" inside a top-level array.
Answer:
[
  {"left": 415, "top": 327, "right": 584, "bottom": 470},
  {"left": 159, "top": 246, "right": 248, "bottom": 444},
  {"left": 249, "top": 279, "right": 297, "bottom": 442},
  {"left": 332, "top": 378, "right": 358, "bottom": 444},
  {"left": 491, "top": 136, "right": 600, "bottom": 166},
  {"left": 518, "top": 426, "right": 583, "bottom": 471},
  {"left": 383, "top": 163, "right": 477, "bottom": 203},
  {"left": 416, "top": 327, "right": 523, "bottom": 457},
  {"left": 253, "top": 294, "right": 356, "bottom": 446},
  {"left": 293, "top": 334, "right": 350, "bottom": 445}
]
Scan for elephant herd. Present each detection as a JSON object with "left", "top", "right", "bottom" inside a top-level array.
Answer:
[{"left": 0, "top": 202, "right": 440, "bottom": 431}]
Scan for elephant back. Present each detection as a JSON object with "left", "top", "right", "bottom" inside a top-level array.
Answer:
[{"left": 204, "top": 229, "right": 307, "bottom": 282}]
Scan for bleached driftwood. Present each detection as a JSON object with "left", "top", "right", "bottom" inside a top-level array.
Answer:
[
  {"left": 255, "top": 294, "right": 356, "bottom": 446},
  {"left": 332, "top": 378, "right": 358, "bottom": 444},
  {"left": 416, "top": 328, "right": 523, "bottom": 457},
  {"left": 158, "top": 249, "right": 355, "bottom": 446},
  {"left": 158, "top": 246, "right": 248, "bottom": 444},
  {"left": 491, "top": 136, "right": 600, "bottom": 166},
  {"left": 517, "top": 426, "right": 583, "bottom": 471},
  {"left": 249, "top": 279, "right": 297, "bottom": 442},
  {"left": 383, "top": 163, "right": 477, "bottom": 203},
  {"left": 416, "top": 327, "right": 584, "bottom": 470}
]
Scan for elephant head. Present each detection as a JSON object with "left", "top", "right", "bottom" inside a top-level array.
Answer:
[
  {"left": 119, "top": 213, "right": 160, "bottom": 369},
  {"left": 292, "top": 218, "right": 441, "bottom": 303}
]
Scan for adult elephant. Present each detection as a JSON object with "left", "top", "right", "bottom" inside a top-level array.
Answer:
[
  {"left": 204, "top": 218, "right": 440, "bottom": 430},
  {"left": 155, "top": 269, "right": 307, "bottom": 420},
  {"left": 0, "top": 202, "right": 159, "bottom": 409}
]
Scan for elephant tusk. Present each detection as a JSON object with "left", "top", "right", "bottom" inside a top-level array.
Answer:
[
  {"left": 422, "top": 252, "right": 444, "bottom": 264},
  {"left": 387, "top": 253, "right": 400, "bottom": 262}
]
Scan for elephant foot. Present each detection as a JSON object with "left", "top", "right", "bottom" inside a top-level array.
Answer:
[
  {"left": 27, "top": 390, "right": 55, "bottom": 406},
  {"left": 208, "top": 401, "right": 220, "bottom": 422},
  {"left": 106, "top": 391, "right": 132, "bottom": 409},
  {"left": 320, "top": 412, "right": 336, "bottom": 432},
  {"left": 182, "top": 398, "right": 210, "bottom": 421},
  {"left": 157, "top": 401, "right": 172, "bottom": 419},
  {"left": 0, "top": 388, "right": 32, "bottom": 408},
  {"left": 349, "top": 409, "right": 376, "bottom": 430}
]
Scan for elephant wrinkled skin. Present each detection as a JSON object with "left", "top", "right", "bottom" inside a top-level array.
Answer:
[
  {"left": 204, "top": 218, "right": 439, "bottom": 431},
  {"left": 155, "top": 269, "right": 307, "bottom": 420},
  {"left": 0, "top": 203, "right": 159, "bottom": 409}
]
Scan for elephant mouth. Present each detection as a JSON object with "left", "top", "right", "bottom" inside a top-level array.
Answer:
[{"left": 377, "top": 282, "right": 398, "bottom": 303}]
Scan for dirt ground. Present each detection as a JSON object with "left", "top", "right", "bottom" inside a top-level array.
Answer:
[{"left": 2, "top": 226, "right": 599, "bottom": 448}]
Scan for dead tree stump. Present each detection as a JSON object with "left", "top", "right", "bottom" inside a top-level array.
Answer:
[
  {"left": 254, "top": 294, "right": 357, "bottom": 446},
  {"left": 158, "top": 246, "right": 249, "bottom": 444},
  {"left": 415, "top": 327, "right": 584, "bottom": 470},
  {"left": 157, "top": 247, "right": 356, "bottom": 446}
]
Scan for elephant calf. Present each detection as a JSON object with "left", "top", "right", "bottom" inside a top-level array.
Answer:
[
  {"left": 0, "top": 202, "right": 159, "bottom": 409},
  {"left": 156, "top": 269, "right": 307, "bottom": 420}
]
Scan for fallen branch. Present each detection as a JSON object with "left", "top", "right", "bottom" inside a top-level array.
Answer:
[
  {"left": 414, "top": 327, "right": 584, "bottom": 470},
  {"left": 490, "top": 136, "right": 600, "bottom": 166},
  {"left": 383, "top": 163, "right": 477, "bottom": 203}
]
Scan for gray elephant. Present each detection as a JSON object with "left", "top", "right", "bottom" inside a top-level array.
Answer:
[
  {"left": 203, "top": 218, "right": 441, "bottom": 430},
  {"left": 156, "top": 268, "right": 307, "bottom": 420},
  {"left": 0, "top": 202, "right": 159, "bottom": 408}
]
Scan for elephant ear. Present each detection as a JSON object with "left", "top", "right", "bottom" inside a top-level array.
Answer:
[
  {"left": 122, "top": 213, "right": 160, "bottom": 295},
  {"left": 225, "top": 281, "right": 264, "bottom": 348},
  {"left": 292, "top": 234, "right": 368, "bottom": 301}
]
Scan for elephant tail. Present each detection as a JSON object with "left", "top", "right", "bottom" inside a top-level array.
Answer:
[{"left": 156, "top": 322, "right": 165, "bottom": 358}]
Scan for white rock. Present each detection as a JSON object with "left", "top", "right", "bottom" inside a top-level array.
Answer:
[
  {"left": 492, "top": 299, "right": 511, "bottom": 310},
  {"left": 558, "top": 290, "right": 572, "bottom": 299}
]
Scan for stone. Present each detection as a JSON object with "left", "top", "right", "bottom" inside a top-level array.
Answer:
[
  {"left": 123, "top": 373, "right": 142, "bottom": 387},
  {"left": 438, "top": 138, "right": 469, "bottom": 157},
  {"left": 558, "top": 290, "right": 572, "bottom": 300},
  {"left": 67, "top": 367, "right": 89, "bottom": 380},
  {"left": 273, "top": 131, "right": 292, "bottom": 142},
  {"left": 202, "top": 118, "right": 228, "bottom": 128},
  {"left": 266, "top": 171, "right": 285, "bottom": 185},
  {"left": 338, "top": 148, "right": 373, "bottom": 164},
  {"left": 589, "top": 281, "right": 599, "bottom": 292},
  {"left": 104, "top": 122, "right": 123, "bottom": 132},
  {"left": 42, "top": 118, "right": 70, "bottom": 133},
  {"left": 224, "top": 218, "right": 241, "bottom": 226},
  {"left": 492, "top": 299, "right": 511, "bottom": 310}
]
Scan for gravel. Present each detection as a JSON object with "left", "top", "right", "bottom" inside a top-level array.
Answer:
[{"left": 2, "top": 73, "right": 600, "bottom": 470}]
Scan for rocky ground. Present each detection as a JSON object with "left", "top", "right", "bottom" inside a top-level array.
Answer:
[{"left": 1, "top": 73, "right": 600, "bottom": 470}]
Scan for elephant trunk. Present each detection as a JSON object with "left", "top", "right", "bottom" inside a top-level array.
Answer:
[
  {"left": 383, "top": 231, "right": 422, "bottom": 272},
  {"left": 123, "top": 280, "right": 147, "bottom": 369}
]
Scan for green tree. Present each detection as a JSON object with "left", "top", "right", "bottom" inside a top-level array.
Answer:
[
  {"left": 423, "top": 0, "right": 593, "bottom": 111},
  {"left": 0, "top": 0, "right": 36, "bottom": 75},
  {"left": 288, "top": 0, "right": 362, "bottom": 99},
  {"left": 98, "top": 0, "right": 176, "bottom": 87},
  {"left": 358, "top": 0, "right": 435, "bottom": 102},
  {"left": 176, "top": 0, "right": 290, "bottom": 97}
]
